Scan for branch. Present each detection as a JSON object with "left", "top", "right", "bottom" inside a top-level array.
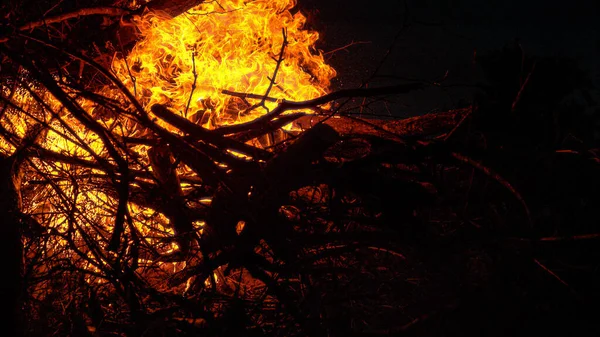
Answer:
[
  {"left": 261, "top": 28, "right": 287, "bottom": 107},
  {"left": 217, "top": 82, "right": 425, "bottom": 136},
  {"left": 184, "top": 51, "right": 198, "bottom": 117},
  {"left": 0, "top": 7, "right": 131, "bottom": 43},
  {"left": 234, "top": 112, "right": 306, "bottom": 143},
  {"left": 150, "top": 104, "right": 271, "bottom": 161},
  {"left": 236, "top": 28, "right": 288, "bottom": 117},
  {"left": 450, "top": 151, "right": 532, "bottom": 226},
  {"left": 512, "top": 61, "right": 536, "bottom": 111}
]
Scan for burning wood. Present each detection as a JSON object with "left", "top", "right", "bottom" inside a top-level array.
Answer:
[{"left": 1, "top": 0, "right": 598, "bottom": 336}]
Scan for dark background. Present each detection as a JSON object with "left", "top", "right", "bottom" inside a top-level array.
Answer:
[{"left": 299, "top": 0, "right": 599, "bottom": 116}]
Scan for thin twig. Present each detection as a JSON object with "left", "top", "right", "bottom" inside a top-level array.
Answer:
[
  {"left": 539, "top": 233, "right": 600, "bottom": 241},
  {"left": 185, "top": 51, "right": 198, "bottom": 117},
  {"left": 451, "top": 151, "right": 532, "bottom": 226},
  {"left": 260, "top": 28, "right": 287, "bottom": 108},
  {"left": 221, "top": 90, "right": 278, "bottom": 103},
  {"left": 533, "top": 258, "right": 580, "bottom": 299},
  {"left": 238, "top": 28, "right": 289, "bottom": 117},
  {"left": 366, "top": 247, "right": 406, "bottom": 259},
  {"left": 16, "top": 7, "right": 130, "bottom": 33},
  {"left": 324, "top": 40, "right": 371, "bottom": 57},
  {"left": 442, "top": 103, "right": 475, "bottom": 142},
  {"left": 117, "top": 32, "right": 137, "bottom": 97},
  {"left": 512, "top": 61, "right": 536, "bottom": 111}
]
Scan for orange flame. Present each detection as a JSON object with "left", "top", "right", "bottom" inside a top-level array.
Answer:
[
  {"left": 113, "top": 0, "right": 336, "bottom": 128},
  {"left": 2, "top": 0, "right": 336, "bottom": 295}
]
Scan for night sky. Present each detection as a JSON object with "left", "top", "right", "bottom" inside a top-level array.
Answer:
[{"left": 299, "top": 0, "right": 599, "bottom": 116}]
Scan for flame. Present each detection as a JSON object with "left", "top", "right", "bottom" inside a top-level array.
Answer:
[
  {"left": 113, "top": 0, "right": 335, "bottom": 128},
  {"left": 3, "top": 0, "right": 336, "bottom": 297}
]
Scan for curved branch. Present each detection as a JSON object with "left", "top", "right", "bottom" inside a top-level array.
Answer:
[
  {"left": 18, "top": 7, "right": 131, "bottom": 31},
  {"left": 450, "top": 151, "right": 532, "bottom": 226}
]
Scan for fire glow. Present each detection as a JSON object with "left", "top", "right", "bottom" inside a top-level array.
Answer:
[
  {"left": 114, "top": 0, "right": 336, "bottom": 128},
  {"left": 1, "top": 0, "right": 336, "bottom": 297}
]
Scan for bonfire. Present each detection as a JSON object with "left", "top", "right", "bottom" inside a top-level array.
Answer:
[{"left": 1, "top": 0, "right": 598, "bottom": 336}]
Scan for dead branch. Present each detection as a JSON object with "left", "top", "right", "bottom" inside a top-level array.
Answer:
[
  {"left": 185, "top": 51, "right": 198, "bottom": 117},
  {"left": 295, "top": 108, "right": 468, "bottom": 139},
  {"left": 539, "top": 233, "right": 600, "bottom": 241},
  {"left": 0, "top": 7, "right": 131, "bottom": 44},
  {"left": 19, "top": 7, "right": 131, "bottom": 31},
  {"left": 150, "top": 103, "right": 271, "bottom": 161},
  {"left": 512, "top": 61, "right": 536, "bottom": 111},
  {"left": 450, "top": 151, "right": 532, "bottom": 226},
  {"left": 217, "top": 82, "right": 425, "bottom": 136}
]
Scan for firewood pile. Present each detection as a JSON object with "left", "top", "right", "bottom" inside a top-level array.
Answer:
[{"left": 1, "top": 1, "right": 599, "bottom": 336}]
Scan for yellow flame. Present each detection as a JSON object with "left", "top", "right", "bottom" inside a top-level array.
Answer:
[
  {"left": 112, "top": 0, "right": 335, "bottom": 128},
  {"left": 3, "top": 0, "right": 336, "bottom": 293}
]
